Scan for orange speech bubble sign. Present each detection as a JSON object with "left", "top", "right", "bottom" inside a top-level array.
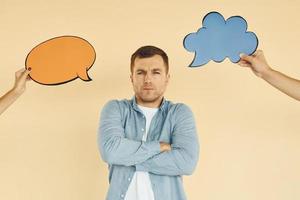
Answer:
[{"left": 25, "top": 36, "right": 96, "bottom": 85}]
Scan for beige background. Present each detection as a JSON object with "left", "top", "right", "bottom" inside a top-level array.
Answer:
[{"left": 1, "top": 0, "right": 300, "bottom": 199}]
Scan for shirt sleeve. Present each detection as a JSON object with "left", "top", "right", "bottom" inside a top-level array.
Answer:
[
  {"left": 97, "top": 100, "right": 161, "bottom": 166},
  {"left": 135, "top": 104, "right": 199, "bottom": 176}
]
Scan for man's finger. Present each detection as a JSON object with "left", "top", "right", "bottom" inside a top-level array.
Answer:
[
  {"left": 19, "top": 69, "right": 31, "bottom": 82},
  {"left": 15, "top": 68, "right": 25, "bottom": 77},
  {"left": 26, "top": 76, "right": 32, "bottom": 81},
  {"left": 239, "top": 60, "right": 248, "bottom": 64},
  {"left": 239, "top": 53, "right": 253, "bottom": 63},
  {"left": 238, "top": 62, "right": 250, "bottom": 68}
]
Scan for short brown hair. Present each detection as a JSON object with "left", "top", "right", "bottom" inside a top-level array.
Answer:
[{"left": 130, "top": 45, "right": 169, "bottom": 73}]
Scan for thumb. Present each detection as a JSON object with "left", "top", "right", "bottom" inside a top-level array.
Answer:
[
  {"left": 19, "top": 69, "right": 31, "bottom": 82},
  {"left": 240, "top": 53, "right": 254, "bottom": 63}
]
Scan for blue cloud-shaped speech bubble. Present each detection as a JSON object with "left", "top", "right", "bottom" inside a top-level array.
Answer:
[{"left": 183, "top": 11, "right": 258, "bottom": 67}]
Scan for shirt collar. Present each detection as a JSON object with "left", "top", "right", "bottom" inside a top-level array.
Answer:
[{"left": 131, "top": 96, "right": 167, "bottom": 112}]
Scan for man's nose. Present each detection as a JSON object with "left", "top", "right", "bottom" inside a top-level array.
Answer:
[{"left": 144, "top": 73, "right": 152, "bottom": 83}]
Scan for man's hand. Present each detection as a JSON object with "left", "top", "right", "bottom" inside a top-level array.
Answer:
[
  {"left": 12, "top": 68, "right": 31, "bottom": 95},
  {"left": 0, "top": 68, "right": 31, "bottom": 115},
  {"left": 159, "top": 142, "right": 171, "bottom": 152},
  {"left": 238, "top": 50, "right": 272, "bottom": 78},
  {"left": 238, "top": 50, "right": 300, "bottom": 101}
]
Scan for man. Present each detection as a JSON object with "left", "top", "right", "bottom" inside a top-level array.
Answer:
[
  {"left": 98, "top": 46, "right": 199, "bottom": 200},
  {"left": 0, "top": 68, "right": 31, "bottom": 115},
  {"left": 239, "top": 50, "right": 300, "bottom": 101}
]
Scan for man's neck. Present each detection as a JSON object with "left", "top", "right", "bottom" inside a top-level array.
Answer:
[{"left": 135, "top": 96, "right": 163, "bottom": 108}]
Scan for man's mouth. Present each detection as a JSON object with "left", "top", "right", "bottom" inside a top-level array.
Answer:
[{"left": 143, "top": 87, "right": 154, "bottom": 90}]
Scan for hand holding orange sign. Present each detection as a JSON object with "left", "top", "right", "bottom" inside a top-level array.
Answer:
[{"left": 25, "top": 36, "right": 96, "bottom": 85}]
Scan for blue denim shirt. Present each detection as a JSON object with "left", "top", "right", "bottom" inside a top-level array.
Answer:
[{"left": 98, "top": 97, "right": 199, "bottom": 200}]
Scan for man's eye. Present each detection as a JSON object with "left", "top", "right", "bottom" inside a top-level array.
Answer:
[{"left": 154, "top": 71, "right": 160, "bottom": 74}]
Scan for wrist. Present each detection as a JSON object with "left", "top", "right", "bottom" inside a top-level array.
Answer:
[
  {"left": 260, "top": 66, "right": 274, "bottom": 80},
  {"left": 11, "top": 87, "right": 24, "bottom": 96}
]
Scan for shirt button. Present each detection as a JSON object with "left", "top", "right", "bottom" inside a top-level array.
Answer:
[
  {"left": 121, "top": 194, "right": 124, "bottom": 198},
  {"left": 128, "top": 178, "right": 131, "bottom": 181},
  {"left": 141, "top": 128, "right": 144, "bottom": 131}
]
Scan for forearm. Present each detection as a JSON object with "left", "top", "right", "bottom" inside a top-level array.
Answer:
[
  {"left": 99, "top": 127, "right": 161, "bottom": 166},
  {"left": 262, "top": 68, "right": 300, "bottom": 101},
  {"left": 135, "top": 104, "right": 199, "bottom": 176},
  {"left": 135, "top": 145, "right": 199, "bottom": 176},
  {"left": 98, "top": 100, "right": 164, "bottom": 166},
  {"left": 0, "top": 88, "right": 22, "bottom": 115}
]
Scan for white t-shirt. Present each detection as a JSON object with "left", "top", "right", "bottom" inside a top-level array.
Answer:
[{"left": 124, "top": 105, "right": 158, "bottom": 200}]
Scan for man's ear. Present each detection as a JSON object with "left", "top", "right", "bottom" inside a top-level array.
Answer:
[{"left": 166, "top": 74, "right": 170, "bottom": 83}]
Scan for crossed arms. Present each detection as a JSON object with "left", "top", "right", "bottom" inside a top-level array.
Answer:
[{"left": 98, "top": 100, "right": 199, "bottom": 176}]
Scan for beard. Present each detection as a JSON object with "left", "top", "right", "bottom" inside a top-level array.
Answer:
[{"left": 136, "top": 89, "right": 163, "bottom": 103}]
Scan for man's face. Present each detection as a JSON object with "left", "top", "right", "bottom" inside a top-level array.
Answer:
[{"left": 130, "top": 55, "right": 170, "bottom": 105}]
